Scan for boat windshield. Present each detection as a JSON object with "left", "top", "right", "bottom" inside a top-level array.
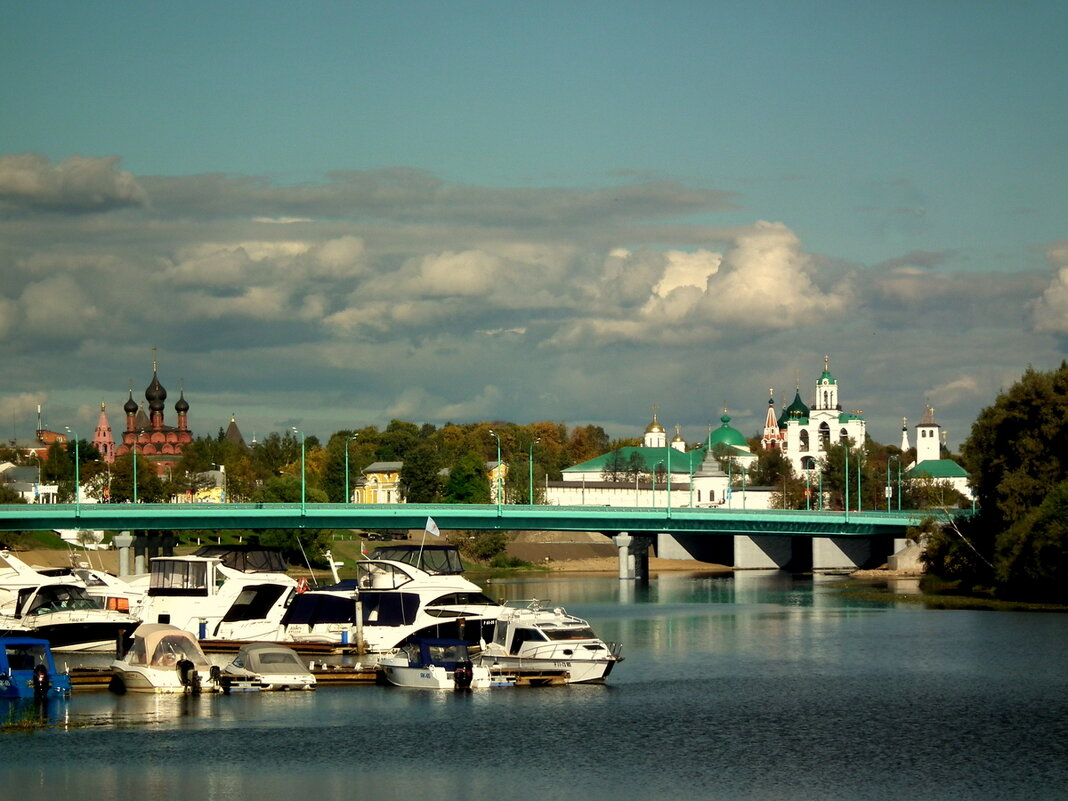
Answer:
[
  {"left": 4, "top": 643, "right": 48, "bottom": 671},
  {"left": 537, "top": 625, "right": 598, "bottom": 641},
  {"left": 25, "top": 585, "right": 101, "bottom": 615},
  {"left": 134, "top": 634, "right": 210, "bottom": 668}
]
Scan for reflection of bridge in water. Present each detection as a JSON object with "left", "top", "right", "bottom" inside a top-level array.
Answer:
[{"left": 2, "top": 503, "right": 959, "bottom": 579}]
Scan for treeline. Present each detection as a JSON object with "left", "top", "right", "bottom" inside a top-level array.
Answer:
[
  {"left": 11, "top": 419, "right": 635, "bottom": 507},
  {"left": 924, "top": 362, "right": 1068, "bottom": 602}
]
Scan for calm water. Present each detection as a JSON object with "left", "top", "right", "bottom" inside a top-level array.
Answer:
[{"left": 3, "top": 571, "right": 1068, "bottom": 801}]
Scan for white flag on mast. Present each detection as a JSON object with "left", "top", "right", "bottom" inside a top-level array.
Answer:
[{"left": 425, "top": 517, "right": 441, "bottom": 537}]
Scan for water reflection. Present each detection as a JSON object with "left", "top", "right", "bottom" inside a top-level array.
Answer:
[{"left": 4, "top": 573, "right": 1068, "bottom": 801}]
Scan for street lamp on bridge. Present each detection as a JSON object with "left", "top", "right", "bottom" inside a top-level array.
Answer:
[
  {"left": 887, "top": 454, "right": 902, "bottom": 512},
  {"left": 292, "top": 427, "right": 306, "bottom": 515},
  {"left": 488, "top": 430, "right": 502, "bottom": 514},
  {"left": 528, "top": 437, "right": 540, "bottom": 505},
  {"left": 64, "top": 427, "right": 80, "bottom": 515},
  {"left": 344, "top": 433, "right": 358, "bottom": 504}
]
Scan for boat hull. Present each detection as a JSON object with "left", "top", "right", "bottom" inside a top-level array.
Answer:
[
  {"left": 380, "top": 660, "right": 492, "bottom": 689},
  {"left": 476, "top": 653, "right": 617, "bottom": 684}
]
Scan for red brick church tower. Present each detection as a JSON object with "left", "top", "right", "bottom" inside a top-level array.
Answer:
[{"left": 115, "top": 358, "right": 193, "bottom": 475}]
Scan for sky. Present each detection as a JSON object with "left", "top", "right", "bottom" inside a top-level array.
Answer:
[{"left": 1, "top": 1, "right": 1067, "bottom": 453}]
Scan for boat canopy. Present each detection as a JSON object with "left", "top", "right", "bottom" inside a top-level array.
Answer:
[
  {"left": 125, "top": 624, "right": 211, "bottom": 668},
  {"left": 230, "top": 643, "right": 309, "bottom": 676},
  {"left": 193, "top": 546, "right": 289, "bottom": 573},
  {"left": 368, "top": 545, "right": 464, "bottom": 575}
]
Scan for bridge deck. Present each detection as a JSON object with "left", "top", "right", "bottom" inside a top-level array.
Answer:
[{"left": 0, "top": 502, "right": 948, "bottom": 537}]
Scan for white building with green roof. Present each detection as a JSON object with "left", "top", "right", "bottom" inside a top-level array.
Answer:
[
  {"left": 546, "top": 411, "right": 768, "bottom": 509},
  {"left": 778, "top": 356, "right": 867, "bottom": 476},
  {"left": 905, "top": 406, "right": 972, "bottom": 499}
]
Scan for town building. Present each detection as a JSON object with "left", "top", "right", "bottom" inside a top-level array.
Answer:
[
  {"left": 905, "top": 405, "right": 972, "bottom": 500},
  {"left": 776, "top": 356, "right": 867, "bottom": 475},
  {"left": 115, "top": 361, "right": 193, "bottom": 475}
]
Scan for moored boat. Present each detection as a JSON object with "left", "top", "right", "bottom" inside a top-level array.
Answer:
[
  {"left": 380, "top": 638, "right": 497, "bottom": 689},
  {"left": 109, "top": 623, "right": 222, "bottom": 693},
  {"left": 0, "top": 636, "right": 72, "bottom": 699},
  {"left": 220, "top": 643, "right": 316, "bottom": 691},
  {"left": 477, "top": 600, "right": 623, "bottom": 684}
]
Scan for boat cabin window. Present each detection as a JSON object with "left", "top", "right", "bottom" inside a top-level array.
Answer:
[
  {"left": 222, "top": 585, "right": 290, "bottom": 622},
  {"left": 23, "top": 585, "right": 100, "bottom": 616},
  {"left": 424, "top": 592, "right": 501, "bottom": 617},
  {"left": 150, "top": 560, "right": 210, "bottom": 596},
  {"left": 509, "top": 627, "right": 550, "bottom": 654},
  {"left": 5, "top": 643, "right": 47, "bottom": 671},
  {"left": 355, "top": 562, "right": 412, "bottom": 591},
  {"left": 539, "top": 625, "right": 598, "bottom": 641}
]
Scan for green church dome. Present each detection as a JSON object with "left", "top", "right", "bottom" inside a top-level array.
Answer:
[{"left": 709, "top": 414, "right": 747, "bottom": 448}]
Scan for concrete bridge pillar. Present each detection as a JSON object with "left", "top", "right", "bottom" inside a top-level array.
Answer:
[
  {"left": 812, "top": 536, "right": 872, "bottom": 571},
  {"left": 613, "top": 532, "right": 653, "bottom": 582},
  {"left": 734, "top": 535, "right": 793, "bottom": 569},
  {"left": 113, "top": 531, "right": 134, "bottom": 579}
]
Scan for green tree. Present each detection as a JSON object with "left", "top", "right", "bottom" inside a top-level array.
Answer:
[
  {"left": 399, "top": 442, "right": 443, "bottom": 503},
  {"left": 933, "top": 362, "right": 1068, "bottom": 598},
  {"left": 444, "top": 452, "right": 491, "bottom": 503}
]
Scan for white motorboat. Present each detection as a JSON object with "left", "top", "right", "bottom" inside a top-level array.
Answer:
[
  {"left": 220, "top": 642, "right": 316, "bottom": 691},
  {"left": 379, "top": 638, "right": 496, "bottom": 689},
  {"left": 477, "top": 600, "right": 624, "bottom": 684},
  {"left": 0, "top": 550, "right": 138, "bottom": 652},
  {"left": 134, "top": 548, "right": 298, "bottom": 641},
  {"left": 279, "top": 554, "right": 503, "bottom": 653},
  {"left": 109, "top": 623, "right": 222, "bottom": 693}
]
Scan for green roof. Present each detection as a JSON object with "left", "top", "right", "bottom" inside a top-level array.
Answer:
[
  {"left": 709, "top": 414, "right": 747, "bottom": 448},
  {"left": 908, "top": 459, "right": 968, "bottom": 479},
  {"left": 778, "top": 390, "right": 810, "bottom": 428}
]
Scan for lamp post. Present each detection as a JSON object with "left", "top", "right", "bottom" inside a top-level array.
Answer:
[
  {"left": 488, "top": 430, "right": 502, "bottom": 514},
  {"left": 844, "top": 445, "right": 850, "bottom": 521},
  {"left": 652, "top": 460, "right": 663, "bottom": 508},
  {"left": 344, "top": 433, "right": 358, "bottom": 504},
  {"left": 888, "top": 454, "right": 901, "bottom": 512},
  {"left": 292, "top": 427, "right": 306, "bottom": 515},
  {"left": 666, "top": 445, "right": 672, "bottom": 518},
  {"left": 857, "top": 447, "right": 863, "bottom": 513},
  {"left": 64, "top": 427, "right": 80, "bottom": 515},
  {"left": 528, "top": 437, "right": 540, "bottom": 505}
]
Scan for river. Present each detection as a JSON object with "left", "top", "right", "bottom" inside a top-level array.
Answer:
[{"left": 3, "top": 570, "right": 1067, "bottom": 801}]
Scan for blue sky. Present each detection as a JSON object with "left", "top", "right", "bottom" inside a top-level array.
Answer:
[{"left": 1, "top": 1, "right": 1066, "bottom": 452}]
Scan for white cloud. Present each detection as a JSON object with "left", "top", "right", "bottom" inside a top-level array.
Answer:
[
  {"left": 1031, "top": 244, "right": 1068, "bottom": 334},
  {"left": 0, "top": 153, "right": 146, "bottom": 212}
]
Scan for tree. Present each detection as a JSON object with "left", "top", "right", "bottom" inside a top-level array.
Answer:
[
  {"left": 931, "top": 362, "right": 1068, "bottom": 598},
  {"left": 399, "top": 443, "right": 443, "bottom": 503},
  {"left": 601, "top": 450, "right": 629, "bottom": 483},
  {"left": 444, "top": 452, "right": 491, "bottom": 504}
]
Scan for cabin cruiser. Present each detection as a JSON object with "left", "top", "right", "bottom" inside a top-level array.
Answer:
[
  {"left": 0, "top": 636, "right": 72, "bottom": 699},
  {"left": 132, "top": 549, "right": 298, "bottom": 641},
  {"left": 477, "top": 600, "right": 624, "bottom": 684},
  {"left": 278, "top": 556, "right": 503, "bottom": 654},
  {"left": 380, "top": 637, "right": 494, "bottom": 689},
  {"left": 0, "top": 550, "right": 137, "bottom": 652},
  {"left": 109, "top": 623, "right": 222, "bottom": 693},
  {"left": 220, "top": 643, "right": 316, "bottom": 691}
]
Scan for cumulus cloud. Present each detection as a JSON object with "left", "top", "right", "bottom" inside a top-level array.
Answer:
[
  {"left": 0, "top": 154, "right": 146, "bottom": 213},
  {"left": 1031, "top": 244, "right": 1068, "bottom": 334},
  {"left": 0, "top": 157, "right": 1058, "bottom": 454}
]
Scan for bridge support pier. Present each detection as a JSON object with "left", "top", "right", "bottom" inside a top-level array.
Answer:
[
  {"left": 734, "top": 535, "right": 793, "bottom": 569},
  {"left": 613, "top": 532, "right": 653, "bottom": 582},
  {"left": 812, "top": 536, "right": 872, "bottom": 571}
]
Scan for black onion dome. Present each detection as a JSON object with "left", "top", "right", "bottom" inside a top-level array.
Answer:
[
  {"left": 146, "top": 370, "right": 167, "bottom": 412},
  {"left": 123, "top": 389, "right": 138, "bottom": 415},
  {"left": 175, "top": 390, "right": 189, "bottom": 414}
]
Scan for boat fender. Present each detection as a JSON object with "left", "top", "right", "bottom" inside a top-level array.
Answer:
[
  {"left": 32, "top": 664, "right": 50, "bottom": 698},
  {"left": 296, "top": 578, "right": 309, "bottom": 593},
  {"left": 454, "top": 660, "right": 474, "bottom": 690}
]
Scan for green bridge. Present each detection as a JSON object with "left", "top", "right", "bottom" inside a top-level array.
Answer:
[{"left": 0, "top": 503, "right": 955, "bottom": 576}]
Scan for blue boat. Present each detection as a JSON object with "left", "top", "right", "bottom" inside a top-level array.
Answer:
[{"left": 0, "top": 637, "right": 72, "bottom": 699}]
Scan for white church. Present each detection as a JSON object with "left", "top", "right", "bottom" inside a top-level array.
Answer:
[{"left": 762, "top": 356, "right": 867, "bottom": 476}]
